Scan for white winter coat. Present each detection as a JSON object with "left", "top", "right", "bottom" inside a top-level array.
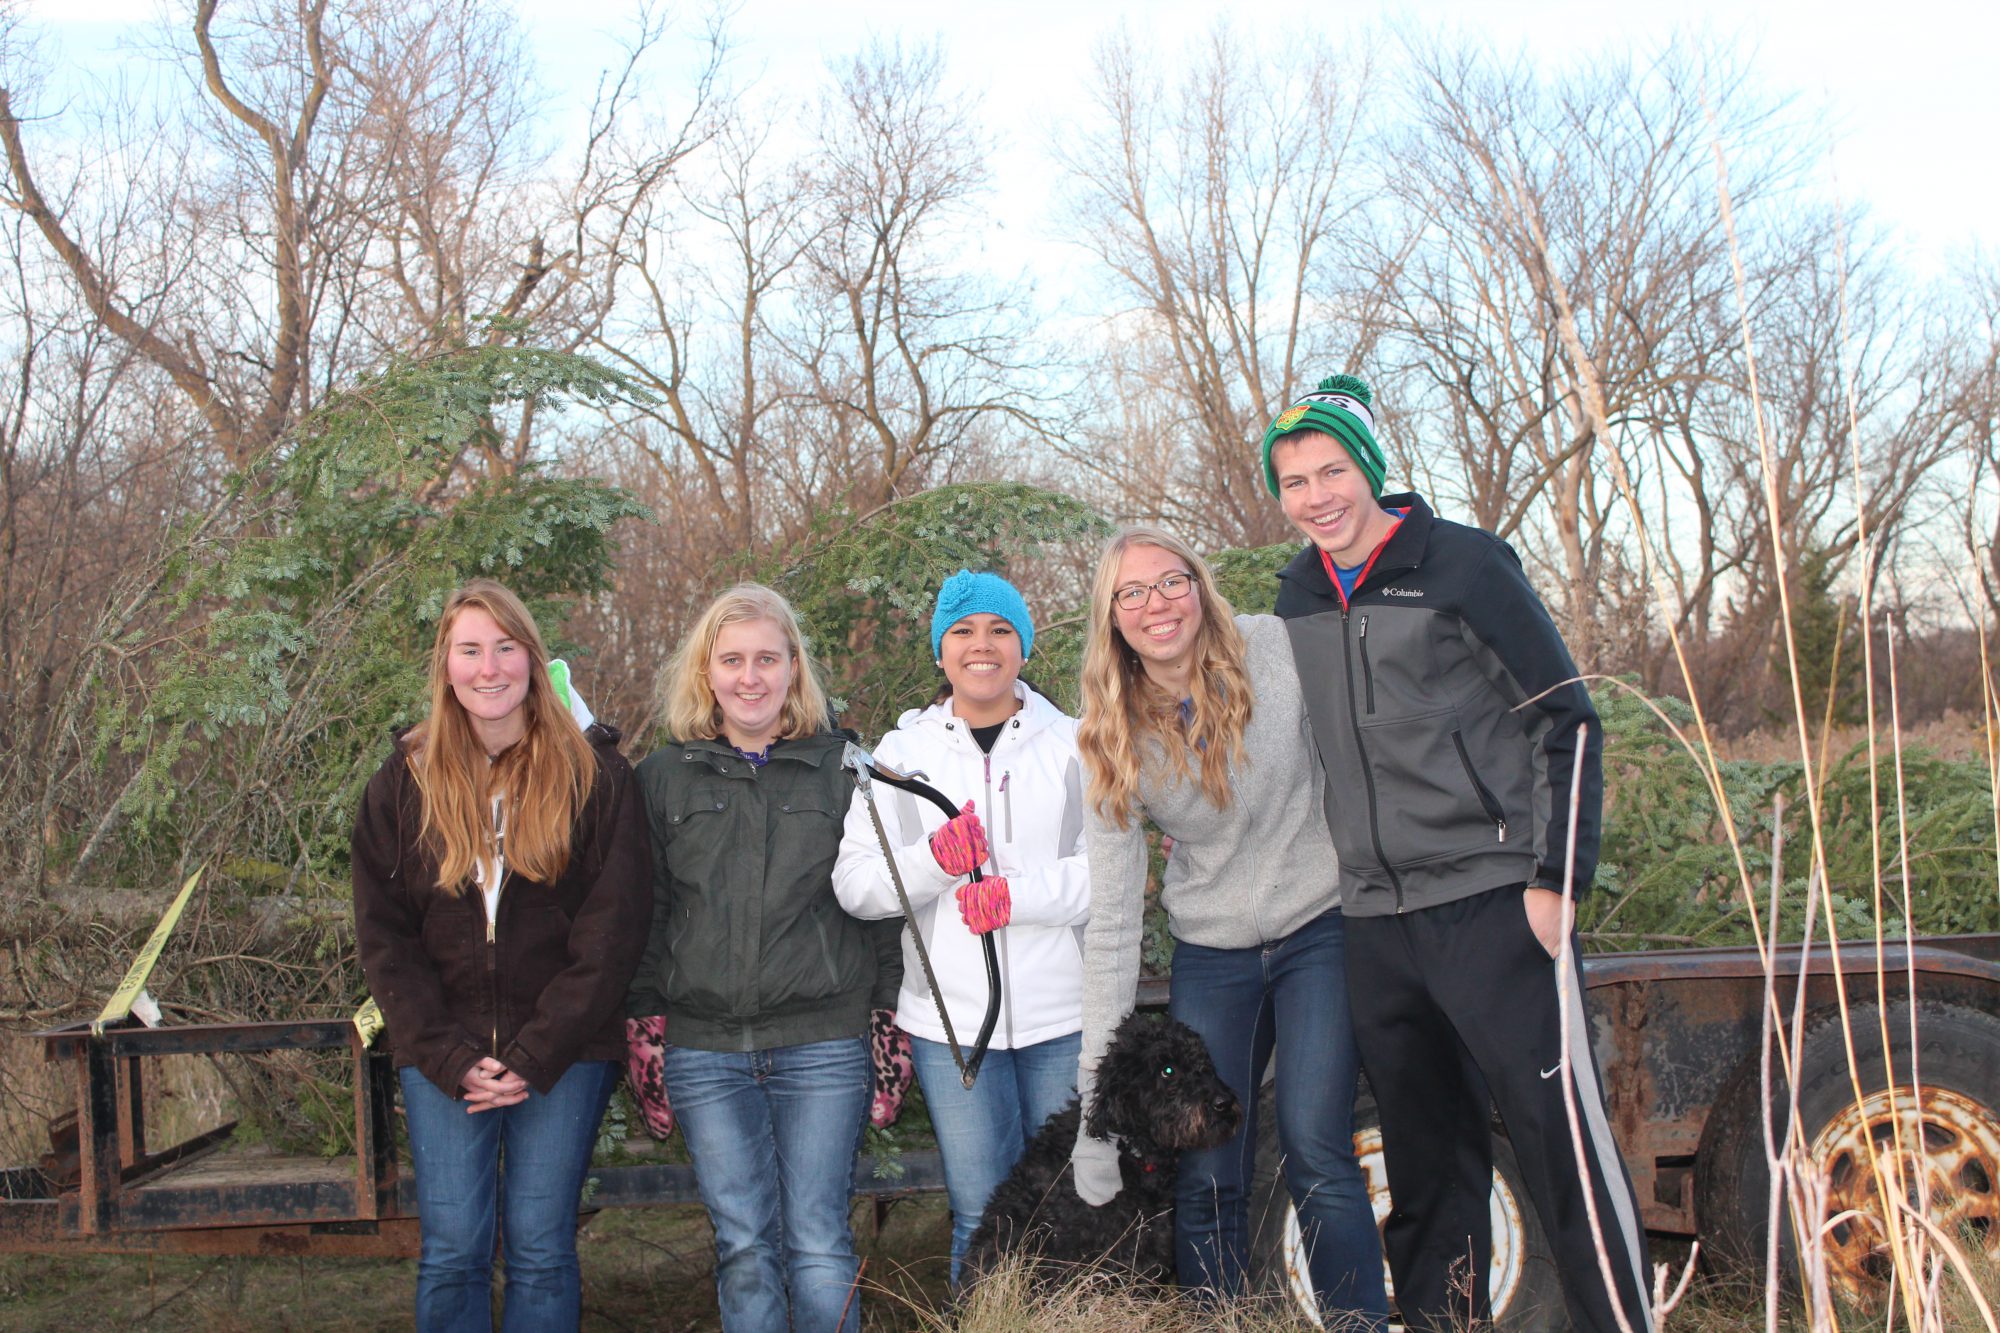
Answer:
[{"left": 833, "top": 682, "right": 1089, "bottom": 1050}]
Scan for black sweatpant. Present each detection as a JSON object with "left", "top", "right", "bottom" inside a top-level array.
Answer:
[{"left": 1345, "top": 884, "right": 1651, "bottom": 1333}]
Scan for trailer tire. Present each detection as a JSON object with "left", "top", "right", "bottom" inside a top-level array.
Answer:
[
  {"left": 1248, "top": 1082, "right": 1565, "bottom": 1330},
  {"left": 1693, "top": 999, "right": 2000, "bottom": 1308}
]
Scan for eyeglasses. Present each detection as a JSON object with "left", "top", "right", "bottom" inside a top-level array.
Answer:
[{"left": 1112, "top": 572, "right": 1196, "bottom": 611}]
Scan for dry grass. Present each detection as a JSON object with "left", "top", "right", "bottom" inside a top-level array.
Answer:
[
  {"left": 886, "top": 1255, "right": 1335, "bottom": 1332},
  {"left": 1720, "top": 711, "right": 1995, "bottom": 765}
]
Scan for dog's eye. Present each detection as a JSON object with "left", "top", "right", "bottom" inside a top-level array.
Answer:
[{"left": 1160, "top": 1065, "right": 1175, "bottom": 1078}]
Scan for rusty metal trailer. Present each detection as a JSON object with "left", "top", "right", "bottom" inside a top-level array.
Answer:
[
  {"left": 5, "top": 936, "right": 1998, "bottom": 1327},
  {"left": 0, "top": 1014, "right": 945, "bottom": 1259}
]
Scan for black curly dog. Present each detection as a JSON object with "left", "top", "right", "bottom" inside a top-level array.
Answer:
[{"left": 964, "top": 1012, "right": 1240, "bottom": 1284}]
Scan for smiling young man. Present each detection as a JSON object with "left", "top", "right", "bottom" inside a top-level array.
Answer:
[{"left": 1263, "top": 375, "right": 1651, "bottom": 1333}]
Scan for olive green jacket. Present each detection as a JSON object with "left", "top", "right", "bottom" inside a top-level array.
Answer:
[{"left": 626, "top": 731, "right": 900, "bottom": 1051}]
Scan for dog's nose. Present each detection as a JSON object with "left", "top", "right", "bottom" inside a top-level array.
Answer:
[{"left": 1211, "top": 1094, "right": 1234, "bottom": 1114}]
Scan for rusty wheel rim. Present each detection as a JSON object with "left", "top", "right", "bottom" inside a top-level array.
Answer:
[{"left": 1805, "top": 1084, "right": 2000, "bottom": 1305}]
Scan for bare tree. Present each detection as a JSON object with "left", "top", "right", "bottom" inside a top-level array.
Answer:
[
  {"left": 1056, "top": 22, "right": 1381, "bottom": 549},
  {"left": 0, "top": 0, "right": 344, "bottom": 469},
  {"left": 1958, "top": 253, "right": 2000, "bottom": 629},
  {"left": 1, "top": 0, "right": 718, "bottom": 481},
  {"left": 795, "top": 38, "right": 1038, "bottom": 511},
  {"left": 595, "top": 107, "right": 817, "bottom": 548},
  {"left": 1375, "top": 36, "right": 1799, "bottom": 664}
]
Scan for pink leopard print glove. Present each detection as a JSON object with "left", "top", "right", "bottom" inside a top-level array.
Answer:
[
  {"left": 624, "top": 1015, "right": 674, "bottom": 1139},
  {"left": 955, "top": 876, "right": 1011, "bottom": 935},
  {"left": 869, "top": 1008, "right": 913, "bottom": 1128},
  {"left": 928, "top": 800, "right": 990, "bottom": 877}
]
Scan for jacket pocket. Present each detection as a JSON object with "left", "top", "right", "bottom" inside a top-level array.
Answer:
[
  {"left": 1357, "top": 709, "right": 1500, "bottom": 869},
  {"left": 418, "top": 891, "right": 482, "bottom": 999},
  {"left": 1357, "top": 614, "right": 1376, "bottom": 715},
  {"left": 667, "top": 788, "right": 731, "bottom": 825},
  {"left": 1451, "top": 730, "right": 1508, "bottom": 843}
]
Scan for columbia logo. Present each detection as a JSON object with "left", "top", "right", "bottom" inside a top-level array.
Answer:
[{"left": 1383, "top": 587, "right": 1425, "bottom": 598}]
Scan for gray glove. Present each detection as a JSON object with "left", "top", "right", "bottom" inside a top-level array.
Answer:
[{"left": 1071, "top": 1127, "right": 1123, "bottom": 1206}]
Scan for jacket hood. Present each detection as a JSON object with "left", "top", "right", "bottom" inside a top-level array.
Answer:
[{"left": 893, "top": 681, "right": 1070, "bottom": 749}]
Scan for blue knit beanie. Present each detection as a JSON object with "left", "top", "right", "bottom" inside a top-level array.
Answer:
[{"left": 930, "top": 569, "right": 1034, "bottom": 660}]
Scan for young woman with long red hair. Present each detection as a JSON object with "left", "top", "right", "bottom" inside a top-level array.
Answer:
[{"left": 351, "top": 579, "right": 650, "bottom": 1332}]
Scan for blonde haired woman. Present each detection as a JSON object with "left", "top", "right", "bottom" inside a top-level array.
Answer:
[
  {"left": 352, "top": 579, "right": 651, "bottom": 1331},
  {"left": 1071, "top": 528, "right": 1386, "bottom": 1327},
  {"left": 626, "top": 583, "right": 898, "bottom": 1333}
]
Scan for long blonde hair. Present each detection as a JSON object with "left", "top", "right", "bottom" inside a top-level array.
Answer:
[
  {"left": 657, "top": 583, "right": 831, "bottom": 743},
  {"left": 408, "top": 580, "right": 597, "bottom": 893},
  {"left": 1077, "top": 527, "right": 1254, "bottom": 829}
]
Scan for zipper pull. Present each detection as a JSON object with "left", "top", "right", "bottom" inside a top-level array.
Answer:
[
  {"left": 1358, "top": 614, "right": 1369, "bottom": 637},
  {"left": 1000, "top": 772, "right": 1013, "bottom": 842},
  {"left": 1495, "top": 820, "right": 1507, "bottom": 843}
]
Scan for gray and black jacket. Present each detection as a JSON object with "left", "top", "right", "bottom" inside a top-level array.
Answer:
[{"left": 1274, "top": 492, "right": 1602, "bottom": 917}]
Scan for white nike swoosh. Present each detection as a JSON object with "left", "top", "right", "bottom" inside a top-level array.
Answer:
[{"left": 1540, "top": 1063, "right": 1562, "bottom": 1080}]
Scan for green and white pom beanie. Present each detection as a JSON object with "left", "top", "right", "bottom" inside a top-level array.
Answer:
[{"left": 1259, "top": 373, "right": 1386, "bottom": 498}]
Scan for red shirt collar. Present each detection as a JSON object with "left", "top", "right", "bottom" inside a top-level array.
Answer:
[{"left": 1319, "top": 509, "right": 1408, "bottom": 609}]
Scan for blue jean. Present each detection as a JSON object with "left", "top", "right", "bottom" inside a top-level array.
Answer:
[
  {"left": 661, "top": 1037, "right": 870, "bottom": 1333},
  {"left": 908, "top": 1030, "right": 1082, "bottom": 1286},
  {"left": 398, "top": 1059, "right": 617, "bottom": 1333},
  {"left": 1169, "top": 908, "right": 1388, "bottom": 1327}
]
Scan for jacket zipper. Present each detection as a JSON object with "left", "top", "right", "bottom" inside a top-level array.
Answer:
[
  {"left": 486, "top": 876, "right": 501, "bottom": 1055},
  {"left": 1358, "top": 614, "right": 1376, "bottom": 714},
  {"left": 1451, "top": 731, "right": 1509, "bottom": 842},
  {"left": 981, "top": 755, "right": 996, "bottom": 872},
  {"left": 485, "top": 796, "right": 503, "bottom": 1055},
  {"left": 1342, "top": 605, "right": 1405, "bottom": 910},
  {"left": 1000, "top": 771, "right": 1013, "bottom": 842}
]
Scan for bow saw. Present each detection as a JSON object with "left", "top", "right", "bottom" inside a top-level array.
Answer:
[{"left": 840, "top": 740, "right": 1001, "bottom": 1089}]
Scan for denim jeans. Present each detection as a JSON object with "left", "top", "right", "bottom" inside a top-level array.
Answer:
[
  {"left": 1169, "top": 907, "right": 1389, "bottom": 1327},
  {"left": 661, "top": 1036, "right": 870, "bottom": 1333},
  {"left": 907, "top": 1029, "right": 1082, "bottom": 1286},
  {"left": 398, "top": 1059, "right": 617, "bottom": 1333}
]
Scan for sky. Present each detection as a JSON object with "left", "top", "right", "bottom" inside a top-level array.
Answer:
[
  {"left": 17, "top": 0, "right": 2000, "bottom": 287},
  {"left": 512, "top": 0, "right": 1997, "bottom": 280}
]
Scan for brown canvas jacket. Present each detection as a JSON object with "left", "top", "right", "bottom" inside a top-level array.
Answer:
[{"left": 351, "top": 724, "right": 652, "bottom": 1097}]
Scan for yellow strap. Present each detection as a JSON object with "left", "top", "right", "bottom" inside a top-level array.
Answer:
[
  {"left": 94, "top": 868, "right": 203, "bottom": 1036},
  {"left": 352, "top": 996, "right": 385, "bottom": 1048}
]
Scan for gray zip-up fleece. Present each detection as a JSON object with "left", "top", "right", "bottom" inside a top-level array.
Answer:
[
  {"left": 1075, "top": 614, "right": 1342, "bottom": 1111},
  {"left": 1274, "top": 493, "right": 1603, "bottom": 917}
]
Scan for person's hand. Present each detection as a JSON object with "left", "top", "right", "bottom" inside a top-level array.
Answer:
[
  {"left": 624, "top": 1016, "right": 675, "bottom": 1139},
  {"left": 929, "top": 801, "right": 990, "bottom": 877},
  {"left": 955, "top": 876, "right": 1011, "bottom": 934},
  {"left": 869, "top": 1009, "right": 913, "bottom": 1129},
  {"left": 1071, "top": 1129, "right": 1123, "bottom": 1206},
  {"left": 460, "top": 1057, "right": 529, "bottom": 1113},
  {"left": 1523, "top": 886, "right": 1569, "bottom": 960}
]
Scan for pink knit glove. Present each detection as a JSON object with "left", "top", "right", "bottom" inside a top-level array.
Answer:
[
  {"left": 955, "top": 876, "right": 1011, "bottom": 934},
  {"left": 869, "top": 1009, "right": 914, "bottom": 1128},
  {"left": 929, "top": 799, "right": 990, "bottom": 877},
  {"left": 624, "top": 1016, "right": 675, "bottom": 1139}
]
